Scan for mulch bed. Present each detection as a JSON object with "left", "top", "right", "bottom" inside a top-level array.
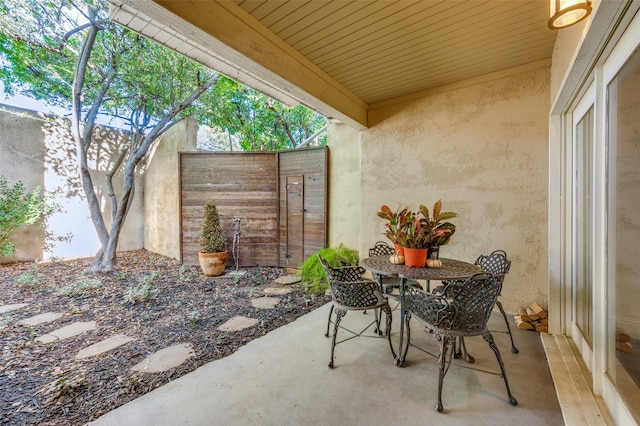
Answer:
[{"left": 0, "top": 250, "right": 330, "bottom": 425}]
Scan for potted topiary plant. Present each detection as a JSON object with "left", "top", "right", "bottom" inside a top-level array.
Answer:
[{"left": 198, "top": 200, "right": 228, "bottom": 276}]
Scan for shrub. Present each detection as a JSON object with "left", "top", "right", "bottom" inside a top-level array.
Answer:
[
  {"left": 199, "top": 200, "right": 226, "bottom": 253},
  {"left": 301, "top": 244, "right": 359, "bottom": 294},
  {"left": 55, "top": 276, "right": 102, "bottom": 297},
  {"left": 124, "top": 271, "right": 158, "bottom": 305},
  {"left": 0, "top": 176, "right": 53, "bottom": 257}
]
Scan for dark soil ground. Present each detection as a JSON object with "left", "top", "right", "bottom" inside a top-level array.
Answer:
[{"left": 0, "top": 250, "right": 330, "bottom": 425}]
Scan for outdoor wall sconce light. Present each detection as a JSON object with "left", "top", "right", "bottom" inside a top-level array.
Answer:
[{"left": 548, "top": 0, "right": 592, "bottom": 29}]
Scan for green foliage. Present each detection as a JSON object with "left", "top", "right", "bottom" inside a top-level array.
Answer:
[
  {"left": 0, "top": 177, "right": 52, "bottom": 257},
  {"left": 301, "top": 244, "right": 360, "bottom": 294},
  {"left": 187, "top": 310, "right": 199, "bottom": 328},
  {"left": 0, "top": 0, "right": 326, "bottom": 152},
  {"left": 55, "top": 276, "right": 102, "bottom": 297},
  {"left": 0, "top": 0, "right": 326, "bottom": 269},
  {"left": 196, "top": 77, "right": 326, "bottom": 151},
  {"left": 15, "top": 261, "right": 42, "bottom": 288},
  {"left": 199, "top": 201, "right": 226, "bottom": 253},
  {"left": 124, "top": 271, "right": 158, "bottom": 305}
]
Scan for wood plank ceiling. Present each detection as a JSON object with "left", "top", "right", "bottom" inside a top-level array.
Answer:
[
  {"left": 230, "top": 0, "right": 557, "bottom": 105},
  {"left": 108, "top": 0, "right": 557, "bottom": 128}
]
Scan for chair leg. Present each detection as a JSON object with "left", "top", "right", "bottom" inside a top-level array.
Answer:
[
  {"left": 453, "top": 336, "right": 476, "bottom": 364},
  {"left": 482, "top": 330, "right": 518, "bottom": 406},
  {"left": 436, "top": 335, "right": 453, "bottom": 413},
  {"left": 329, "top": 309, "right": 346, "bottom": 368},
  {"left": 325, "top": 304, "right": 334, "bottom": 337},
  {"left": 374, "top": 307, "right": 383, "bottom": 335},
  {"left": 398, "top": 311, "right": 411, "bottom": 366},
  {"left": 496, "top": 300, "right": 519, "bottom": 353},
  {"left": 383, "top": 305, "right": 396, "bottom": 359}
]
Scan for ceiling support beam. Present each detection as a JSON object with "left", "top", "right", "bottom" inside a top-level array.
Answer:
[{"left": 108, "top": 0, "right": 368, "bottom": 129}]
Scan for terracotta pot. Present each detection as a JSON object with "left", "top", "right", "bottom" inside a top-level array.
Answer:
[
  {"left": 403, "top": 247, "right": 427, "bottom": 267},
  {"left": 198, "top": 250, "right": 228, "bottom": 276},
  {"left": 394, "top": 244, "right": 405, "bottom": 256}
]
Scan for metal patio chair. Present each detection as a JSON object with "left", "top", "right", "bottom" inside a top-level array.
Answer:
[
  {"left": 437, "top": 249, "right": 517, "bottom": 358},
  {"left": 404, "top": 273, "right": 518, "bottom": 412},
  {"left": 318, "top": 255, "right": 395, "bottom": 368},
  {"left": 368, "top": 241, "right": 421, "bottom": 295}
]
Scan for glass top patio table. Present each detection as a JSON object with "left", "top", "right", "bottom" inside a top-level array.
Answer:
[{"left": 360, "top": 255, "right": 482, "bottom": 366}]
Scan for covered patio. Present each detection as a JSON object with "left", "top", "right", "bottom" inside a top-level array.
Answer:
[
  {"left": 91, "top": 304, "right": 566, "bottom": 425},
  {"left": 106, "top": 1, "right": 640, "bottom": 424}
]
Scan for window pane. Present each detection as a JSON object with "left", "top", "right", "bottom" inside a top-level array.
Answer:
[
  {"left": 611, "top": 46, "right": 640, "bottom": 420},
  {"left": 575, "top": 108, "right": 593, "bottom": 346}
]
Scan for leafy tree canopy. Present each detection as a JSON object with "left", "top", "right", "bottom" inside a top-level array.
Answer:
[{"left": 0, "top": 0, "right": 326, "bottom": 271}]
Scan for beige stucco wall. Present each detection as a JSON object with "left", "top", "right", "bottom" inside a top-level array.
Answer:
[
  {"left": 0, "top": 106, "right": 46, "bottom": 262},
  {"left": 327, "top": 122, "right": 361, "bottom": 250},
  {"left": 144, "top": 118, "right": 197, "bottom": 260},
  {"left": 0, "top": 106, "right": 145, "bottom": 262},
  {"left": 329, "top": 66, "right": 551, "bottom": 314}
]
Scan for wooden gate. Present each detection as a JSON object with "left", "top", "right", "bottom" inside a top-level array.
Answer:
[{"left": 180, "top": 147, "right": 327, "bottom": 268}]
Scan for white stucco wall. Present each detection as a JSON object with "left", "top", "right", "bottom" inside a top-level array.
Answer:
[
  {"left": 329, "top": 66, "right": 551, "bottom": 314},
  {"left": 144, "top": 118, "right": 197, "bottom": 260}
]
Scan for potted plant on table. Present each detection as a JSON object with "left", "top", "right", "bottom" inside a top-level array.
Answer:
[
  {"left": 419, "top": 200, "right": 457, "bottom": 260},
  {"left": 395, "top": 212, "right": 432, "bottom": 267},
  {"left": 198, "top": 200, "right": 228, "bottom": 276},
  {"left": 376, "top": 205, "right": 412, "bottom": 255},
  {"left": 376, "top": 200, "right": 457, "bottom": 267}
]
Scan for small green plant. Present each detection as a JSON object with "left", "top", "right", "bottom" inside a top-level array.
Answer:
[
  {"left": 0, "top": 176, "right": 57, "bottom": 257},
  {"left": 187, "top": 310, "right": 199, "bottom": 328},
  {"left": 15, "top": 261, "right": 41, "bottom": 288},
  {"left": 179, "top": 265, "right": 195, "bottom": 283},
  {"left": 55, "top": 276, "right": 102, "bottom": 297},
  {"left": 301, "top": 244, "right": 360, "bottom": 294},
  {"left": 124, "top": 271, "right": 158, "bottom": 305},
  {"left": 68, "top": 303, "right": 78, "bottom": 315}
]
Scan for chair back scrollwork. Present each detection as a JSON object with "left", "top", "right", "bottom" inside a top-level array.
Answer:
[
  {"left": 318, "top": 255, "right": 381, "bottom": 308},
  {"left": 409, "top": 273, "right": 501, "bottom": 334},
  {"left": 368, "top": 241, "right": 395, "bottom": 257}
]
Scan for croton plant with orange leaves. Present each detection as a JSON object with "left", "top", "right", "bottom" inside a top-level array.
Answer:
[{"left": 377, "top": 200, "right": 457, "bottom": 248}]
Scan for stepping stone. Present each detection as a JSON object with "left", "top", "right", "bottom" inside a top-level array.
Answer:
[
  {"left": 274, "top": 275, "right": 301, "bottom": 285},
  {"left": 36, "top": 321, "right": 96, "bottom": 344},
  {"left": 76, "top": 335, "right": 135, "bottom": 360},
  {"left": 130, "top": 343, "right": 194, "bottom": 373},
  {"left": 217, "top": 316, "right": 258, "bottom": 332},
  {"left": 251, "top": 297, "right": 280, "bottom": 309},
  {"left": 18, "top": 312, "right": 64, "bottom": 326},
  {"left": 0, "top": 303, "right": 28, "bottom": 314},
  {"left": 263, "top": 286, "right": 294, "bottom": 295}
]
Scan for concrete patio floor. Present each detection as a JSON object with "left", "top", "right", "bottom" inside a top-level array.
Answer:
[{"left": 91, "top": 301, "right": 564, "bottom": 425}]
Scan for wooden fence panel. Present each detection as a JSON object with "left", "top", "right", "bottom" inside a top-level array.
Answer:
[
  {"left": 180, "top": 148, "right": 327, "bottom": 268},
  {"left": 278, "top": 147, "right": 328, "bottom": 268},
  {"left": 180, "top": 152, "right": 278, "bottom": 267}
]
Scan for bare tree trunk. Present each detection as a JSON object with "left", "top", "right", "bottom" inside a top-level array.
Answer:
[{"left": 93, "top": 75, "right": 221, "bottom": 272}]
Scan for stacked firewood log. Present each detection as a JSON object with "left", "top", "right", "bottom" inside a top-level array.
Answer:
[
  {"left": 616, "top": 332, "right": 634, "bottom": 353},
  {"left": 513, "top": 302, "right": 548, "bottom": 333}
]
